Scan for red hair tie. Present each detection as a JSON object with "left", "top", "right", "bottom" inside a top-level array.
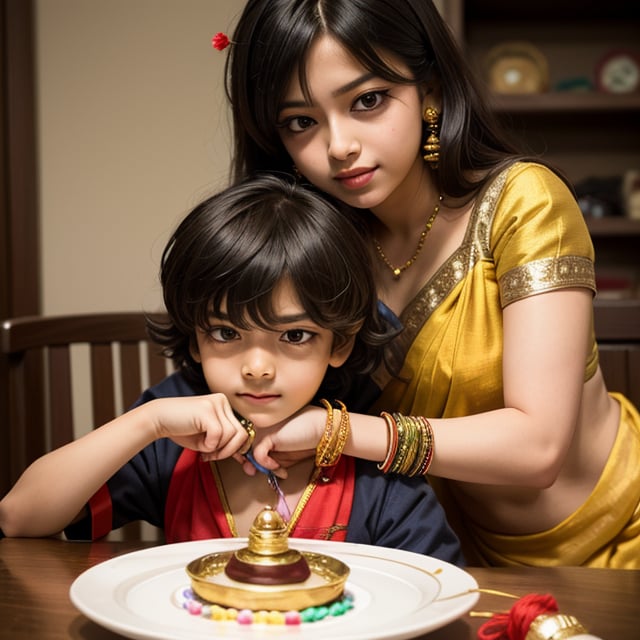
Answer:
[{"left": 211, "top": 32, "right": 231, "bottom": 51}]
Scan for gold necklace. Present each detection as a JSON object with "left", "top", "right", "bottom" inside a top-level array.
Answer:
[{"left": 373, "top": 195, "right": 443, "bottom": 279}]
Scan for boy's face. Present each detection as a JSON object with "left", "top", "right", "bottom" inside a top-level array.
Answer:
[{"left": 193, "top": 279, "right": 354, "bottom": 428}]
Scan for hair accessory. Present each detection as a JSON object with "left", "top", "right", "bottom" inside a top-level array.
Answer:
[
  {"left": 422, "top": 107, "right": 441, "bottom": 169},
  {"left": 373, "top": 194, "right": 443, "bottom": 279},
  {"left": 316, "top": 400, "right": 350, "bottom": 467},
  {"left": 212, "top": 32, "right": 231, "bottom": 51}
]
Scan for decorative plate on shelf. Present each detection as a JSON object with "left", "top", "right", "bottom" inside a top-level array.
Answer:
[
  {"left": 484, "top": 41, "right": 549, "bottom": 94},
  {"left": 70, "top": 538, "right": 479, "bottom": 640},
  {"left": 595, "top": 50, "right": 640, "bottom": 94}
]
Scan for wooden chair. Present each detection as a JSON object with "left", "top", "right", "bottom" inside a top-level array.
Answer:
[
  {"left": 594, "top": 298, "right": 640, "bottom": 408},
  {"left": 0, "top": 312, "right": 171, "bottom": 539}
]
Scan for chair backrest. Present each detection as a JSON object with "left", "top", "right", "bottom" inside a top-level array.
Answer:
[
  {"left": 0, "top": 312, "right": 171, "bottom": 539},
  {"left": 594, "top": 298, "right": 640, "bottom": 408}
]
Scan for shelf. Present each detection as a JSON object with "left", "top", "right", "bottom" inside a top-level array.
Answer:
[
  {"left": 465, "top": 0, "right": 632, "bottom": 22},
  {"left": 585, "top": 217, "right": 640, "bottom": 237},
  {"left": 489, "top": 92, "right": 640, "bottom": 114}
]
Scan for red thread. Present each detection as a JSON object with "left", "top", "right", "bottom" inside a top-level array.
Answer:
[{"left": 477, "top": 593, "right": 559, "bottom": 640}]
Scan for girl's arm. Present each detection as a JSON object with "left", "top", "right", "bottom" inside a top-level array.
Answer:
[
  {"left": 0, "top": 394, "right": 248, "bottom": 537},
  {"left": 251, "top": 288, "right": 592, "bottom": 488}
]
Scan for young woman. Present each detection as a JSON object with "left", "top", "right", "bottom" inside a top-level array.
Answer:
[
  {"left": 0, "top": 175, "right": 462, "bottom": 564},
  {"left": 221, "top": 0, "right": 640, "bottom": 567}
]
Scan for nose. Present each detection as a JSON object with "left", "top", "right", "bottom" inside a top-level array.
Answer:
[
  {"left": 241, "top": 348, "right": 275, "bottom": 379},
  {"left": 327, "top": 117, "right": 360, "bottom": 161}
]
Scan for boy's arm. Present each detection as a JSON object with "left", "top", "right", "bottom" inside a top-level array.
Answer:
[{"left": 0, "top": 394, "right": 249, "bottom": 537}]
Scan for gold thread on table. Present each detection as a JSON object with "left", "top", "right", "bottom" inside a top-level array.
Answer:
[{"left": 435, "top": 587, "right": 520, "bottom": 603}]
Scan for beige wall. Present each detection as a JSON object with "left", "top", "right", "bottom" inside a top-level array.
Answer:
[{"left": 35, "top": 0, "right": 242, "bottom": 315}]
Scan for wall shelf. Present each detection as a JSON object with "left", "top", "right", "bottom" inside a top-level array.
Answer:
[{"left": 446, "top": 0, "right": 639, "bottom": 298}]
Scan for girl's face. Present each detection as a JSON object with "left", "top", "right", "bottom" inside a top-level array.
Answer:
[
  {"left": 277, "top": 35, "right": 431, "bottom": 215},
  {"left": 193, "top": 279, "right": 353, "bottom": 428}
]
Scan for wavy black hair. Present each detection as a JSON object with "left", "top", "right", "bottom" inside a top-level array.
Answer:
[
  {"left": 149, "top": 173, "right": 396, "bottom": 399},
  {"left": 225, "top": 0, "right": 523, "bottom": 199}
]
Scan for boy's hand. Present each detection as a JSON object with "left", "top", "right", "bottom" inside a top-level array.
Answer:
[
  {"left": 147, "top": 393, "right": 250, "bottom": 459},
  {"left": 246, "top": 405, "right": 326, "bottom": 476}
]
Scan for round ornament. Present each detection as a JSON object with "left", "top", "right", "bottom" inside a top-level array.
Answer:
[
  {"left": 484, "top": 41, "right": 549, "bottom": 94},
  {"left": 595, "top": 50, "right": 640, "bottom": 94}
]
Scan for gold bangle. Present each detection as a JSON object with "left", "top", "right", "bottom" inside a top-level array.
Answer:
[
  {"left": 383, "top": 413, "right": 434, "bottom": 477},
  {"left": 316, "top": 400, "right": 350, "bottom": 467},
  {"left": 418, "top": 417, "right": 434, "bottom": 476},
  {"left": 315, "top": 399, "right": 335, "bottom": 465},
  {"left": 377, "top": 412, "right": 397, "bottom": 473}
]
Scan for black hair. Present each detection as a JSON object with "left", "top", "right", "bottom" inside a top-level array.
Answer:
[
  {"left": 148, "top": 173, "right": 395, "bottom": 398},
  {"left": 225, "top": 0, "right": 522, "bottom": 199}
]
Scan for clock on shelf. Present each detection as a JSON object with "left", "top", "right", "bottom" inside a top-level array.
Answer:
[{"left": 595, "top": 50, "right": 640, "bottom": 94}]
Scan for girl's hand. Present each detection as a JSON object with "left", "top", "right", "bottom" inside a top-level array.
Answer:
[
  {"left": 247, "top": 405, "right": 326, "bottom": 476},
  {"left": 147, "top": 393, "right": 250, "bottom": 460}
]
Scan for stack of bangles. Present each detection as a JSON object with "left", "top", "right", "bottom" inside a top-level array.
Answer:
[
  {"left": 376, "top": 412, "right": 434, "bottom": 477},
  {"left": 315, "top": 400, "right": 350, "bottom": 467}
]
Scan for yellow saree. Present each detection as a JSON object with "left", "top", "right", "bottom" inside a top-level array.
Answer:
[{"left": 372, "top": 162, "right": 640, "bottom": 567}]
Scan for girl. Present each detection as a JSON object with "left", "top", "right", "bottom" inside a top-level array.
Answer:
[
  {"left": 223, "top": 0, "right": 640, "bottom": 567},
  {"left": 0, "top": 174, "right": 462, "bottom": 564}
]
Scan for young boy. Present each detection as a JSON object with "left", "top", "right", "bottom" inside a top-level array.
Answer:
[{"left": 0, "top": 175, "right": 462, "bottom": 564}]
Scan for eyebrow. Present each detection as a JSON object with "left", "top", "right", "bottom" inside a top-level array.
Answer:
[{"left": 279, "top": 72, "right": 377, "bottom": 110}]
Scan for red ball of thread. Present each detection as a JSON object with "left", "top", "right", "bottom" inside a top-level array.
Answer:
[{"left": 477, "top": 593, "right": 559, "bottom": 640}]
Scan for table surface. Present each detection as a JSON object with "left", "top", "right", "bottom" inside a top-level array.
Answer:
[{"left": 1, "top": 537, "right": 638, "bottom": 639}]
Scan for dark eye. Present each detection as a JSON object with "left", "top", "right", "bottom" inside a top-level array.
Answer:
[
  {"left": 208, "top": 327, "right": 239, "bottom": 342},
  {"left": 283, "top": 115, "right": 316, "bottom": 133},
  {"left": 281, "top": 329, "right": 314, "bottom": 344},
  {"left": 353, "top": 91, "right": 387, "bottom": 111}
]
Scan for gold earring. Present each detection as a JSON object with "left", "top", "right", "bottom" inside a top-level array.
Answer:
[{"left": 422, "top": 107, "right": 440, "bottom": 169}]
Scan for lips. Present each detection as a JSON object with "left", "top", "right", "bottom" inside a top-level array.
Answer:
[
  {"left": 334, "top": 167, "right": 376, "bottom": 189},
  {"left": 237, "top": 393, "right": 281, "bottom": 405}
]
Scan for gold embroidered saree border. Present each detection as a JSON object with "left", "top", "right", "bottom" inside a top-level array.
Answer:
[
  {"left": 499, "top": 256, "right": 596, "bottom": 306},
  {"left": 372, "top": 167, "right": 508, "bottom": 386}
]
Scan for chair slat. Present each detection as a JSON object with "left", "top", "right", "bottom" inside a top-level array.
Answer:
[
  {"left": 120, "top": 341, "right": 142, "bottom": 410},
  {"left": 90, "top": 343, "right": 116, "bottom": 427},
  {"left": 1, "top": 312, "right": 170, "bottom": 540},
  {"left": 48, "top": 344, "right": 74, "bottom": 449}
]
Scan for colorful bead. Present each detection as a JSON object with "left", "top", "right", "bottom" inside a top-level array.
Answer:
[
  {"left": 178, "top": 587, "right": 353, "bottom": 626},
  {"left": 186, "top": 600, "right": 202, "bottom": 615},
  {"left": 285, "top": 610, "right": 302, "bottom": 625},
  {"left": 267, "top": 611, "right": 285, "bottom": 625},
  {"left": 236, "top": 609, "right": 254, "bottom": 625},
  {"left": 210, "top": 604, "right": 226, "bottom": 621}
]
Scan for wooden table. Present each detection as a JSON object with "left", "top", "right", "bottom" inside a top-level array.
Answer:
[{"left": 1, "top": 537, "right": 638, "bottom": 639}]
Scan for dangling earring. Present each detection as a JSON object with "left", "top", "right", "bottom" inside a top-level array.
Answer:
[
  {"left": 292, "top": 165, "right": 303, "bottom": 182},
  {"left": 422, "top": 107, "right": 440, "bottom": 169}
]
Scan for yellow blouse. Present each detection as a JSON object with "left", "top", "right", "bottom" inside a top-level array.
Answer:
[{"left": 373, "top": 162, "right": 597, "bottom": 420}]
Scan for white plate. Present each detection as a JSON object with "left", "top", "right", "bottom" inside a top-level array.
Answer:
[{"left": 70, "top": 539, "right": 478, "bottom": 640}]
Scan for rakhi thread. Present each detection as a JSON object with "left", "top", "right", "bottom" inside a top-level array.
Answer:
[
  {"left": 477, "top": 593, "right": 558, "bottom": 640},
  {"left": 475, "top": 592, "right": 602, "bottom": 640},
  {"left": 245, "top": 449, "right": 291, "bottom": 521}
]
